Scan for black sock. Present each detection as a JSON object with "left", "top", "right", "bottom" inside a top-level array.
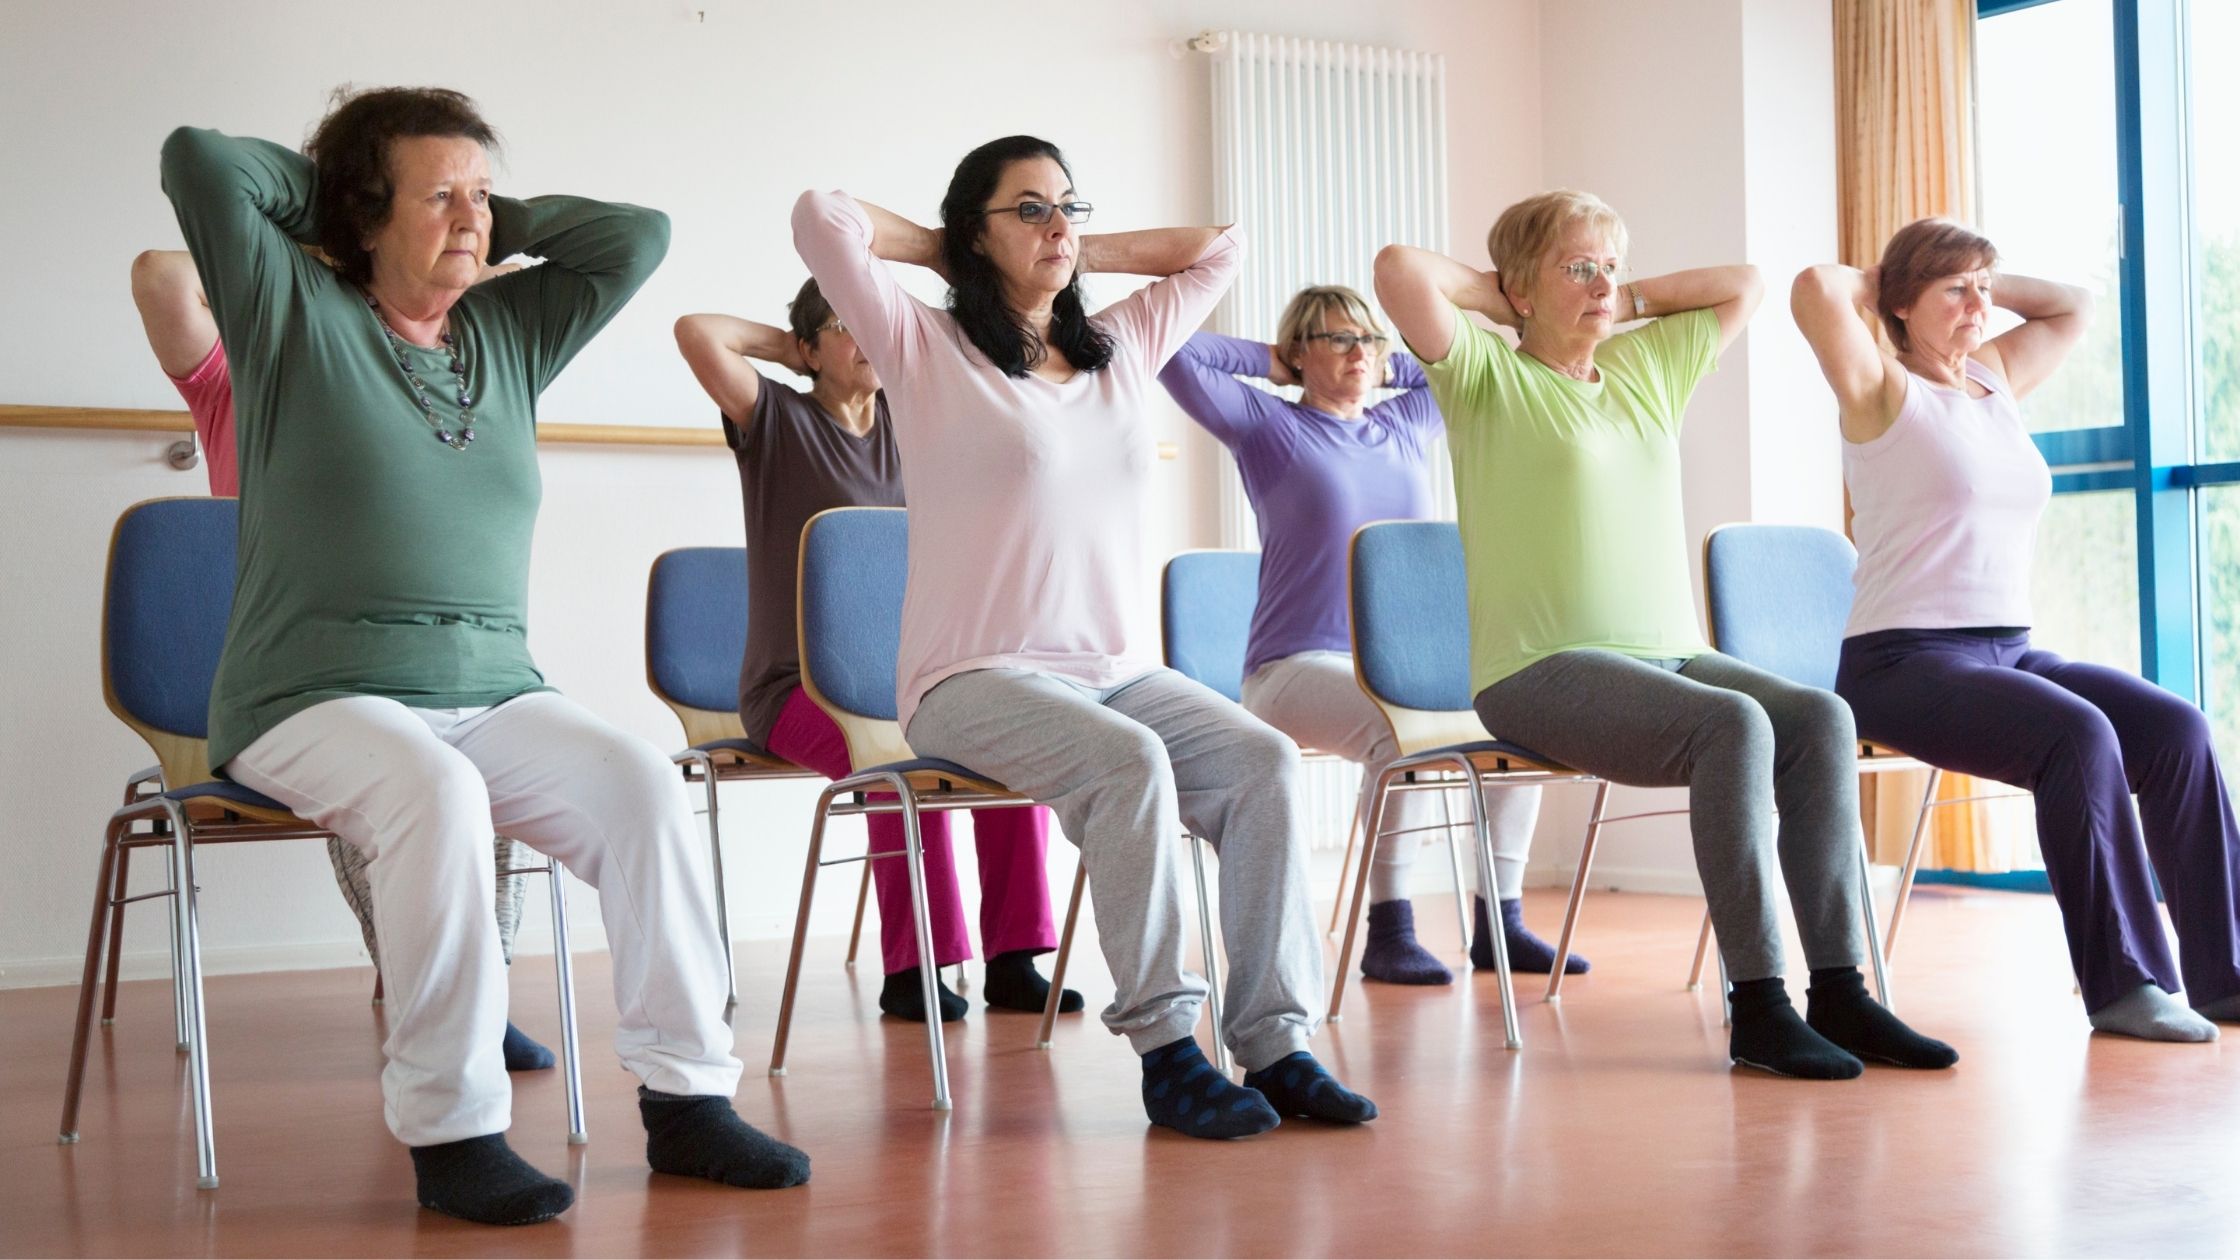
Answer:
[
  {"left": 1470, "top": 895, "right": 1589, "bottom": 975},
  {"left": 639, "top": 1088, "right": 811, "bottom": 1189},
  {"left": 501, "top": 1021, "right": 555, "bottom": 1072},
  {"left": 409, "top": 1133, "right": 572, "bottom": 1226},
  {"left": 1805, "top": 967, "right": 1959, "bottom": 1069},
  {"left": 879, "top": 967, "right": 967, "bottom": 1022},
  {"left": 1726, "top": 978, "right": 1864, "bottom": 1080},
  {"left": 982, "top": 949, "right": 1085, "bottom": 1014},
  {"left": 1242, "top": 1052, "right": 1378, "bottom": 1123},
  {"left": 1140, "top": 1037, "right": 1279, "bottom": 1139}
]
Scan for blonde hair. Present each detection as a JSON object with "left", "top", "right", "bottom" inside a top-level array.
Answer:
[
  {"left": 1486, "top": 190, "right": 1629, "bottom": 308},
  {"left": 1272, "top": 284, "right": 1387, "bottom": 374}
]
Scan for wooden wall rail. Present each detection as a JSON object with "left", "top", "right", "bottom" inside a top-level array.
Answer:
[{"left": 0, "top": 404, "right": 725, "bottom": 448}]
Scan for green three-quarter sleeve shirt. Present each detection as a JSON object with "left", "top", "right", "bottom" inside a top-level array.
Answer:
[
  {"left": 159, "top": 127, "right": 670, "bottom": 769},
  {"left": 1424, "top": 307, "right": 1721, "bottom": 696}
]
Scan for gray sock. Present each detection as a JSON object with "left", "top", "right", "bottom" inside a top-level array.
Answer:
[
  {"left": 2194, "top": 992, "right": 2240, "bottom": 1022},
  {"left": 2088, "top": 984, "right": 2220, "bottom": 1042}
]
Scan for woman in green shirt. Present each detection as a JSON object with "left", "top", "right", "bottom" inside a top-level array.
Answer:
[
  {"left": 1373, "top": 190, "right": 1957, "bottom": 1080},
  {"left": 163, "top": 86, "right": 806, "bottom": 1224}
]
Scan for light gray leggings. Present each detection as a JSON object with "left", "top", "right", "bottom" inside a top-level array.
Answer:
[
  {"left": 1472, "top": 649, "right": 1868, "bottom": 982},
  {"left": 908, "top": 667, "right": 1321, "bottom": 1071}
]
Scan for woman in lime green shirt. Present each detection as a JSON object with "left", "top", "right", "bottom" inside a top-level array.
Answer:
[
  {"left": 164, "top": 86, "right": 805, "bottom": 1223},
  {"left": 1373, "top": 190, "right": 1957, "bottom": 1080}
]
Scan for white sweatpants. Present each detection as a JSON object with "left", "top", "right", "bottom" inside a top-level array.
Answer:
[
  {"left": 1240, "top": 651, "right": 1541, "bottom": 903},
  {"left": 228, "top": 691, "right": 741, "bottom": 1146}
]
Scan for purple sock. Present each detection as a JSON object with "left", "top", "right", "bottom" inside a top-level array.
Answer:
[
  {"left": 1360, "top": 900, "right": 1454, "bottom": 985},
  {"left": 1472, "top": 896, "right": 1588, "bottom": 974}
]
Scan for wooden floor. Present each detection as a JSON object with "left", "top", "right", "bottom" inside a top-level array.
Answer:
[{"left": 5, "top": 886, "right": 2237, "bottom": 1258}]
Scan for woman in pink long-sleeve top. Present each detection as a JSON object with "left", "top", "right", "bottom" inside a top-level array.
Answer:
[{"left": 793, "top": 135, "right": 1374, "bottom": 1139}]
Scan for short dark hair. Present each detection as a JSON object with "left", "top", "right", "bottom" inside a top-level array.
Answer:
[
  {"left": 787, "top": 277, "right": 835, "bottom": 379},
  {"left": 938, "top": 135, "right": 1114, "bottom": 378},
  {"left": 305, "top": 85, "right": 500, "bottom": 286},
  {"left": 1876, "top": 217, "right": 1998, "bottom": 352}
]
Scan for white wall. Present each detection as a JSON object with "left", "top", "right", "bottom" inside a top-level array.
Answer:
[{"left": 0, "top": 0, "right": 1542, "bottom": 984}]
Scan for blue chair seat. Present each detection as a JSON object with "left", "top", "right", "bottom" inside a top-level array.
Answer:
[
  {"left": 165, "top": 780, "right": 292, "bottom": 813},
  {"left": 694, "top": 736, "right": 778, "bottom": 759},
  {"left": 1405, "top": 738, "right": 1570, "bottom": 770},
  {"left": 853, "top": 756, "right": 1009, "bottom": 788}
]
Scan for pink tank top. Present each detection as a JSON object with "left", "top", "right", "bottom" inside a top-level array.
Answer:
[{"left": 1842, "top": 357, "right": 2051, "bottom": 637}]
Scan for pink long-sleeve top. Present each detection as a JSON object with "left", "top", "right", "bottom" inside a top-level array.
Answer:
[{"left": 791, "top": 190, "right": 1242, "bottom": 732}]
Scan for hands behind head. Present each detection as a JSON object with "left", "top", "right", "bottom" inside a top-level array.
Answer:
[{"left": 1268, "top": 348, "right": 1301, "bottom": 388}]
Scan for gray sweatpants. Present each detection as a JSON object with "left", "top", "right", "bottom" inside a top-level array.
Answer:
[
  {"left": 1472, "top": 649, "right": 1868, "bottom": 982},
  {"left": 1242, "top": 650, "right": 1539, "bottom": 902},
  {"left": 907, "top": 667, "right": 1321, "bottom": 1070}
]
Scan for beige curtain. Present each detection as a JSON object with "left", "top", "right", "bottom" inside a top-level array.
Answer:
[{"left": 1835, "top": 0, "right": 2022, "bottom": 871}]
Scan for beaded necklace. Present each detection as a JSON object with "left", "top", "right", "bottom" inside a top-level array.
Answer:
[{"left": 365, "top": 290, "right": 476, "bottom": 450}]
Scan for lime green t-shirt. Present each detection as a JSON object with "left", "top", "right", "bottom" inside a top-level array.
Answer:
[{"left": 1423, "top": 307, "right": 1720, "bottom": 695}]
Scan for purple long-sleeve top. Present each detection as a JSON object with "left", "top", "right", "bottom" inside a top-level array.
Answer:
[{"left": 1159, "top": 331, "right": 1443, "bottom": 680}]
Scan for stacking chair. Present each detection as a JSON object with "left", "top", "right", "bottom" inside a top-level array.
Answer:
[
  {"left": 59, "top": 498, "right": 586, "bottom": 1190},
  {"left": 646, "top": 546, "right": 823, "bottom": 1010},
  {"left": 768, "top": 508, "right": 1226, "bottom": 1108},
  {"left": 1328, "top": 521, "right": 1642, "bottom": 1045},
  {"left": 1697, "top": 523, "right": 2020, "bottom": 986}
]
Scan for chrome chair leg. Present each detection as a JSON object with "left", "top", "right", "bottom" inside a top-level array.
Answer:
[
  {"left": 1546, "top": 780, "right": 1611, "bottom": 1002},
  {"left": 165, "top": 840, "right": 189, "bottom": 1050},
  {"left": 1326, "top": 776, "right": 1369, "bottom": 938},
  {"left": 1038, "top": 865, "right": 1087, "bottom": 1050},
  {"left": 691, "top": 755, "right": 737, "bottom": 1013},
  {"left": 1187, "top": 835, "right": 1229, "bottom": 1076},
  {"left": 548, "top": 860, "right": 587, "bottom": 1144},
  {"left": 1687, "top": 908, "right": 1714, "bottom": 991},
  {"left": 59, "top": 817, "right": 124, "bottom": 1144},
  {"left": 1465, "top": 773, "right": 1521, "bottom": 1050},
  {"left": 168, "top": 807, "right": 217, "bottom": 1190},
  {"left": 1858, "top": 838, "right": 1892, "bottom": 1010},
  {"left": 1438, "top": 784, "right": 1473, "bottom": 957},
  {"left": 99, "top": 844, "right": 130, "bottom": 1027},
  {"left": 770, "top": 786, "right": 838, "bottom": 1076},
  {"left": 1327, "top": 771, "right": 1394, "bottom": 1022},
  {"left": 845, "top": 863, "right": 872, "bottom": 970},
  {"left": 1884, "top": 768, "right": 1941, "bottom": 965},
  {"left": 895, "top": 784, "right": 952, "bottom": 1111}
]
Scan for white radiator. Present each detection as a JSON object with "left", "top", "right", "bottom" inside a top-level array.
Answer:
[{"left": 1201, "top": 31, "right": 1454, "bottom": 851}]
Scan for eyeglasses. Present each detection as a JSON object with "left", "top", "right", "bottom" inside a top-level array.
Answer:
[
  {"left": 815, "top": 320, "right": 847, "bottom": 336},
  {"left": 1553, "top": 259, "right": 1623, "bottom": 286},
  {"left": 980, "top": 200, "right": 1095, "bottom": 225},
  {"left": 1305, "top": 331, "right": 1388, "bottom": 354}
]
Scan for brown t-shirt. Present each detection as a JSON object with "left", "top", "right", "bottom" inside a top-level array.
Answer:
[{"left": 726, "top": 372, "right": 902, "bottom": 742}]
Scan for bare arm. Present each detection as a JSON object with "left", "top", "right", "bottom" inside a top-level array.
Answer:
[
  {"left": 1791, "top": 265, "right": 1906, "bottom": 443},
  {"left": 1632, "top": 264, "right": 1763, "bottom": 356},
  {"left": 674, "top": 313, "right": 805, "bottom": 425},
  {"left": 129, "top": 249, "right": 219, "bottom": 377},
  {"left": 1977, "top": 272, "right": 2094, "bottom": 400},
  {"left": 1372, "top": 244, "right": 1518, "bottom": 365},
  {"left": 1078, "top": 227, "right": 1228, "bottom": 277}
]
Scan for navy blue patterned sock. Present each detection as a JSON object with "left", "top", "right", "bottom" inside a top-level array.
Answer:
[
  {"left": 409, "top": 1133, "right": 572, "bottom": 1225},
  {"left": 1140, "top": 1037, "right": 1279, "bottom": 1139},
  {"left": 1242, "top": 1052, "right": 1378, "bottom": 1123},
  {"left": 639, "top": 1088, "right": 811, "bottom": 1189},
  {"left": 1805, "top": 967, "right": 1959, "bottom": 1069},
  {"left": 501, "top": 1021, "right": 554, "bottom": 1072},
  {"left": 983, "top": 949, "right": 1085, "bottom": 1014},
  {"left": 1727, "top": 977, "right": 1863, "bottom": 1079},
  {"left": 879, "top": 967, "right": 967, "bottom": 1022},
  {"left": 1359, "top": 900, "right": 1453, "bottom": 985},
  {"left": 1471, "top": 896, "right": 1588, "bottom": 974}
]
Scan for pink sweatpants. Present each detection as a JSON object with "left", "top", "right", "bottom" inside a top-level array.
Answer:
[{"left": 764, "top": 688, "right": 1058, "bottom": 974}]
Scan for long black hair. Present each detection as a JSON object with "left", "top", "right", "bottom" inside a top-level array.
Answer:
[{"left": 939, "top": 136, "right": 1115, "bottom": 378}]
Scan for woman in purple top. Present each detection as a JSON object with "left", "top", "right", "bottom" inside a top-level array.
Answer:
[{"left": 1158, "top": 285, "right": 1577, "bottom": 983}]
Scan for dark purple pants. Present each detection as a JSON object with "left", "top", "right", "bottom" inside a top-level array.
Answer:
[{"left": 1836, "top": 629, "right": 2240, "bottom": 1011}]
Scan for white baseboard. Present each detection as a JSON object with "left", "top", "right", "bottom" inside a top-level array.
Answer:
[{"left": 0, "top": 923, "right": 616, "bottom": 992}]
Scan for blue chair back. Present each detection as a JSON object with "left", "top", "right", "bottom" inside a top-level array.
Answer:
[
  {"left": 1161, "top": 550, "right": 1261, "bottom": 702},
  {"left": 1703, "top": 524, "right": 1858, "bottom": 692},
  {"left": 646, "top": 547, "right": 749, "bottom": 712},
  {"left": 104, "top": 497, "right": 238, "bottom": 738},
  {"left": 799, "top": 507, "right": 907, "bottom": 720},
  {"left": 1350, "top": 521, "right": 1474, "bottom": 712}
]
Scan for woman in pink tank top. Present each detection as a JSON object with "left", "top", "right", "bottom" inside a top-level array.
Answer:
[{"left": 1796, "top": 218, "right": 2240, "bottom": 1043}]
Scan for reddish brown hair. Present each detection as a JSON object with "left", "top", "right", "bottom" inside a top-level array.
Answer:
[{"left": 1876, "top": 217, "right": 1998, "bottom": 351}]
